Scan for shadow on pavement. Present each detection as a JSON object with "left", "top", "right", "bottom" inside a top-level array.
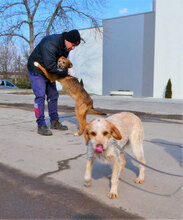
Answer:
[{"left": 0, "top": 162, "right": 140, "bottom": 219}]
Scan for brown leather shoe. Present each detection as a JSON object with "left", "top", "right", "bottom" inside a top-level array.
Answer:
[{"left": 51, "top": 119, "right": 68, "bottom": 130}]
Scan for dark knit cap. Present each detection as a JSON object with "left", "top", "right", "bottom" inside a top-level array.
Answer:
[{"left": 65, "top": 29, "right": 81, "bottom": 45}]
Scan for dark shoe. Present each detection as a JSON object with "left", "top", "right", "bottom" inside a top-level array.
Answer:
[
  {"left": 38, "top": 126, "right": 52, "bottom": 136},
  {"left": 51, "top": 119, "right": 68, "bottom": 130}
]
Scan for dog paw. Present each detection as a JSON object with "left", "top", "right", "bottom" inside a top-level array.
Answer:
[
  {"left": 135, "top": 177, "right": 144, "bottom": 184},
  {"left": 74, "top": 132, "right": 82, "bottom": 136},
  {"left": 108, "top": 192, "right": 118, "bottom": 199},
  {"left": 84, "top": 180, "right": 92, "bottom": 187},
  {"left": 74, "top": 132, "right": 79, "bottom": 136},
  {"left": 107, "top": 174, "right": 112, "bottom": 179}
]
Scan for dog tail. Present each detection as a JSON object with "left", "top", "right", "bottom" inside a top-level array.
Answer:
[
  {"left": 33, "top": 61, "right": 55, "bottom": 83},
  {"left": 89, "top": 108, "right": 107, "bottom": 116},
  {"left": 34, "top": 61, "right": 47, "bottom": 76},
  {"left": 34, "top": 61, "right": 39, "bottom": 67}
]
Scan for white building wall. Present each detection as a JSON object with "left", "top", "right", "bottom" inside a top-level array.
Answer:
[
  {"left": 102, "top": 13, "right": 155, "bottom": 96},
  {"left": 57, "top": 0, "right": 182, "bottom": 99},
  {"left": 153, "top": 0, "right": 183, "bottom": 98},
  {"left": 56, "top": 28, "right": 103, "bottom": 95}
]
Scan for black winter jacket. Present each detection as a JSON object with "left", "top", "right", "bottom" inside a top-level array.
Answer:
[{"left": 27, "top": 32, "right": 69, "bottom": 77}]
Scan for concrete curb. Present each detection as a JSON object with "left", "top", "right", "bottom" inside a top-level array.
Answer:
[{"left": 0, "top": 102, "right": 182, "bottom": 120}]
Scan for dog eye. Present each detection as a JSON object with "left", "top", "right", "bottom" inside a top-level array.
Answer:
[
  {"left": 90, "top": 131, "right": 96, "bottom": 136},
  {"left": 103, "top": 131, "right": 108, "bottom": 136}
]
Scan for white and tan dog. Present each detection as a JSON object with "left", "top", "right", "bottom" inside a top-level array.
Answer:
[{"left": 84, "top": 112, "right": 146, "bottom": 199}]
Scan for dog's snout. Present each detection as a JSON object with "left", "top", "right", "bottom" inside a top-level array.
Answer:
[
  {"left": 95, "top": 144, "right": 103, "bottom": 153},
  {"left": 96, "top": 144, "right": 103, "bottom": 147}
]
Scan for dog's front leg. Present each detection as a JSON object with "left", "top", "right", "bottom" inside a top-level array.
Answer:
[
  {"left": 84, "top": 159, "right": 94, "bottom": 187},
  {"left": 108, "top": 159, "right": 121, "bottom": 199}
]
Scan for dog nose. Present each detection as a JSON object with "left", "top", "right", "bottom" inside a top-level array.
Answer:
[{"left": 95, "top": 144, "right": 103, "bottom": 153}]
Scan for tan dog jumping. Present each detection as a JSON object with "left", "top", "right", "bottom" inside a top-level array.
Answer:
[
  {"left": 84, "top": 112, "right": 146, "bottom": 199},
  {"left": 34, "top": 56, "right": 106, "bottom": 136}
]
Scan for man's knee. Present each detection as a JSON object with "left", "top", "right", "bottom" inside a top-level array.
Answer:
[{"left": 47, "top": 87, "right": 59, "bottom": 100}]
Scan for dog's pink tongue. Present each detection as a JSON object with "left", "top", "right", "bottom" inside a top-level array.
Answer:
[{"left": 96, "top": 145, "right": 103, "bottom": 153}]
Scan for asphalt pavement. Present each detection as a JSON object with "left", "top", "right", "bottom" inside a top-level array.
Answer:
[{"left": 0, "top": 89, "right": 182, "bottom": 219}]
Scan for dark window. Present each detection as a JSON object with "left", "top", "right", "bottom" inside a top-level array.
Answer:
[
  {"left": 0, "top": 80, "right": 4, "bottom": 86},
  {"left": 6, "top": 81, "right": 14, "bottom": 87}
]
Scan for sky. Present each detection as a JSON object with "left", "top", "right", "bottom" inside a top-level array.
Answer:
[
  {"left": 76, "top": 0, "right": 153, "bottom": 29},
  {"left": 0, "top": 0, "right": 154, "bottom": 50},
  {"left": 102, "top": 0, "right": 153, "bottom": 20}
]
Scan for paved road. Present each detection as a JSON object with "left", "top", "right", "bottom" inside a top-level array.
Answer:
[{"left": 0, "top": 92, "right": 182, "bottom": 219}]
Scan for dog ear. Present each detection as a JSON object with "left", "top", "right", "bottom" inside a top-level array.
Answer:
[
  {"left": 84, "top": 124, "right": 90, "bottom": 145},
  {"left": 110, "top": 123, "right": 122, "bottom": 140},
  {"left": 68, "top": 61, "right": 73, "bottom": 68}
]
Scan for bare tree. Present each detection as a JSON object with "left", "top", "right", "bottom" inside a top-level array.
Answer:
[
  {"left": 0, "top": 0, "right": 107, "bottom": 53},
  {"left": 0, "top": 37, "right": 27, "bottom": 72},
  {"left": 0, "top": 37, "right": 15, "bottom": 72}
]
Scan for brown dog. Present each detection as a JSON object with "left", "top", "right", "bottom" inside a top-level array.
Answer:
[
  {"left": 84, "top": 112, "right": 146, "bottom": 199},
  {"left": 34, "top": 56, "right": 106, "bottom": 136}
]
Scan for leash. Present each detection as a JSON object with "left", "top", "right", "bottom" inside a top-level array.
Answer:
[{"left": 111, "top": 139, "right": 183, "bottom": 178}]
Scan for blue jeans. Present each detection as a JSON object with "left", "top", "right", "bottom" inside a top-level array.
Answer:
[{"left": 29, "top": 70, "right": 59, "bottom": 127}]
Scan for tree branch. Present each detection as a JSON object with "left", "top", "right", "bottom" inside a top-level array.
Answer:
[
  {"left": 0, "top": 2, "right": 23, "bottom": 13},
  {"left": 2, "top": 20, "right": 29, "bottom": 35},
  {"left": 63, "top": 6, "right": 99, "bottom": 27},
  {"left": 0, "top": 33, "right": 29, "bottom": 44},
  {"left": 46, "top": 0, "right": 63, "bottom": 35},
  {"left": 32, "top": 0, "right": 41, "bottom": 18}
]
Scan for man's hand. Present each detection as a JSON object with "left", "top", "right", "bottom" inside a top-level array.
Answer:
[{"left": 68, "top": 68, "right": 77, "bottom": 77}]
